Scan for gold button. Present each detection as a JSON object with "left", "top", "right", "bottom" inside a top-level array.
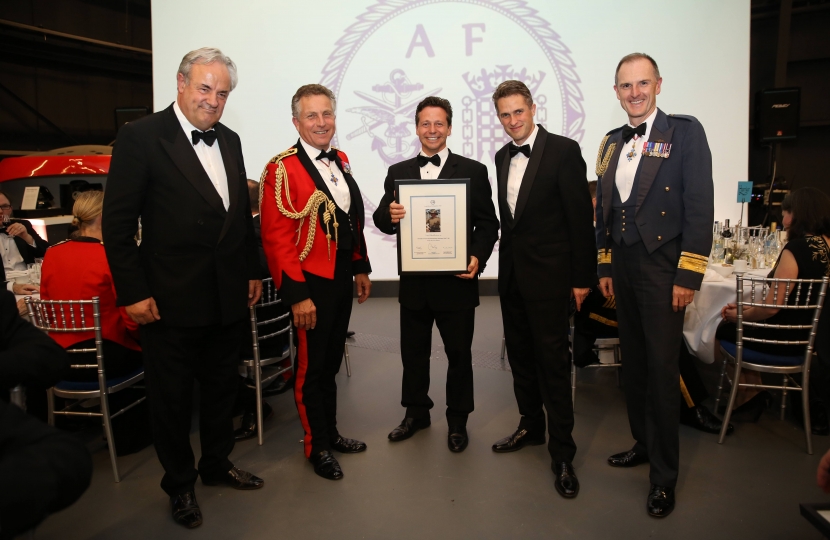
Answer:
[
  {"left": 622, "top": 209, "right": 626, "bottom": 213},
  {"left": 622, "top": 228, "right": 626, "bottom": 231},
  {"left": 661, "top": 212, "right": 666, "bottom": 216},
  {"left": 657, "top": 235, "right": 662, "bottom": 240},
  {"left": 665, "top": 187, "right": 670, "bottom": 192}
]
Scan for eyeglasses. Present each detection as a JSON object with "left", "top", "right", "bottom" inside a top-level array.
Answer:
[{"left": 0, "top": 205, "right": 11, "bottom": 210}]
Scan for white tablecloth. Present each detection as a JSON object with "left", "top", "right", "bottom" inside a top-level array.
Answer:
[{"left": 683, "top": 268, "right": 768, "bottom": 364}]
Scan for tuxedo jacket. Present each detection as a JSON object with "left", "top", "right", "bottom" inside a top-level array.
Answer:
[
  {"left": 494, "top": 125, "right": 596, "bottom": 300},
  {"left": 259, "top": 142, "right": 371, "bottom": 307},
  {"left": 102, "top": 104, "right": 258, "bottom": 327},
  {"left": 373, "top": 150, "right": 499, "bottom": 311},
  {"left": 1, "top": 219, "right": 48, "bottom": 285},
  {"left": 594, "top": 108, "right": 714, "bottom": 290}
]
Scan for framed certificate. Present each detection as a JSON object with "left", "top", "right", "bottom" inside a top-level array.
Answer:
[{"left": 395, "top": 178, "right": 471, "bottom": 275}]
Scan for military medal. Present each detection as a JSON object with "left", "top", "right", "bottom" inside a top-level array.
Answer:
[
  {"left": 626, "top": 139, "right": 638, "bottom": 162},
  {"left": 642, "top": 141, "right": 671, "bottom": 158},
  {"left": 320, "top": 159, "right": 338, "bottom": 185}
]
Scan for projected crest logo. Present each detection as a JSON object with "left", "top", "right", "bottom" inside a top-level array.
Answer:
[{"left": 320, "top": 0, "right": 584, "bottom": 277}]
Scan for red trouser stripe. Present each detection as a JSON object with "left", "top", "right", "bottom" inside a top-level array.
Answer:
[{"left": 293, "top": 327, "right": 313, "bottom": 458}]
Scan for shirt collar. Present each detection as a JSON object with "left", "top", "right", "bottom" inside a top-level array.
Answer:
[
  {"left": 419, "top": 146, "right": 450, "bottom": 163},
  {"left": 173, "top": 101, "right": 207, "bottom": 139},
  {"left": 513, "top": 124, "right": 539, "bottom": 150},
  {"left": 299, "top": 137, "right": 331, "bottom": 161},
  {"left": 627, "top": 107, "right": 659, "bottom": 142}
]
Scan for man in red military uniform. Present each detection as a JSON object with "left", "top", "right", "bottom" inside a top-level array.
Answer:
[{"left": 259, "top": 84, "right": 371, "bottom": 480}]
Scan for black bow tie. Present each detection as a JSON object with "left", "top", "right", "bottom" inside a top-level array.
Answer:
[
  {"left": 622, "top": 123, "right": 647, "bottom": 143},
  {"left": 316, "top": 149, "right": 340, "bottom": 163},
  {"left": 509, "top": 144, "right": 531, "bottom": 158},
  {"left": 417, "top": 154, "right": 441, "bottom": 168},
  {"left": 191, "top": 129, "right": 217, "bottom": 147}
]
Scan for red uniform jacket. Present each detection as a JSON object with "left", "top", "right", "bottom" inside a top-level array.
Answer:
[
  {"left": 40, "top": 237, "right": 141, "bottom": 351},
  {"left": 259, "top": 142, "right": 370, "bottom": 306}
]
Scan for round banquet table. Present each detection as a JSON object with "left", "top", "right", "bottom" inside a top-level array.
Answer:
[{"left": 683, "top": 267, "right": 769, "bottom": 364}]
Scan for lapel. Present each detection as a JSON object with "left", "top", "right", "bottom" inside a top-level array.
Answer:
[
  {"left": 296, "top": 140, "right": 336, "bottom": 205},
  {"left": 215, "top": 125, "right": 240, "bottom": 242},
  {"left": 498, "top": 146, "right": 512, "bottom": 227},
  {"left": 601, "top": 132, "right": 623, "bottom": 227},
  {"left": 339, "top": 152, "right": 363, "bottom": 242},
  {"left": 158, "top": 105, "right": 227, "bottom": 218},
  {"left": 513, "top": 124, "right": 547, "bottom": 226},
  {"left": 437, "top": 149, "right": 459, "bottom": 179},
  {"left": 636, "top": 108, "right": 674, "bottom": 213}
]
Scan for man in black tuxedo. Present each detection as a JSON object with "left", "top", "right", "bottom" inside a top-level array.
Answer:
[
  {"left": 373, "top": 96, "right": 499, "bottom": 452},
  {"left": 103, "top": 47, "right": 263, "bottom": 529},
  {"left": 0, "top": 190, "right": 47, "bottom": 296},
  {"left": 491, "top": 80, "right": 596, "bottom": 499}
]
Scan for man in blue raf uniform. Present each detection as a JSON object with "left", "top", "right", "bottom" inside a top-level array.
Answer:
[{"left": 595, "top": 53, "right": 714, "bottom": 518}]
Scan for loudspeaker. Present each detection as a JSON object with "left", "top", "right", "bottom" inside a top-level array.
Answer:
[{"left": 756, "top": 88, "right": 800, "bottom": 143}]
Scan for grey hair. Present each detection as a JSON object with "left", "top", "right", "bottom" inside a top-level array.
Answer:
[
  {"left": 178, "top": 47, "right": 238, "bottom": 91},
  {"left": 291, "top": 84, "right": 337, "bottom": 119}
]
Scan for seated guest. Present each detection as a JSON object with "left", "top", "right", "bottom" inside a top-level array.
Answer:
[
  {"left": 719, "top": 187, "right": 830, "bottom": 431},
  {"left": 0, "top": 190, "right": 48, "bottom": 296},
  {"left": 40, "top": 191, "right": 142, "bottom": 381}
]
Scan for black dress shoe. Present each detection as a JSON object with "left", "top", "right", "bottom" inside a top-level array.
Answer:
[
  {"left": 647, "top": 484, "right": 675, "bottom": 518},
  {"left": 234, "top": 402, "right": 274, "bottom": 441},
  {"left": 262, "top": 376, "right": 294, "bottom": 397},
  {"left": 492, "top": 428, "right": 546, "bottom": 453},
  {"left": 202, "top": 467, "right": 264, "bottom": 490},
  {"left": 388, "top": 417, "right": 431, "bottom": 442},
  {"left": 680, "top": 405, "right": 733, "bottom": 435},
  {"left": 170, "top": 491, "right": 202, "bottom": 528},
  {"left": 607, "top": 449, "right": 649, "bottom": 468},
  {"left": 331, "top": 435, "right": 367, "bottom": 453},
  {"left": 552, "top": 462, "right": 579, "bottom": 498},
  {"left": 346, "top": 330, "right": 356, "bottom": 338},
  {"left": 448, "top": 426, "right": 468, "bottom": 453},
  {"left": 310, "top": 450, "right": 343, "bottom": 480}
]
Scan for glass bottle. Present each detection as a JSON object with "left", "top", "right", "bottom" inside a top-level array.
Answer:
[
  {"left": 722, "top": 219, "right": 734, "bottom": 264},
  {"left": 711, "top": 221, "right": 724, "bottom": 263}
]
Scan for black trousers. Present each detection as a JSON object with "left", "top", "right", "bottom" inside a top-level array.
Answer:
[
  {"left": 140, "top": 320, "right": 244, "bottom": 496},
  {"left": 679, "top": 344, "right": 709, "bottom": 408},
  {"left": 500, "top": 272, "right": 575, "bottom": 463},
  {"left": 612, "top": 239, "right": 684, "bottom": 488},
  {"left": 399, "top": 304, "right": 475, "bottom": 425},
  {"left": 295, "top": 250, "right": 353, "bottom": 458}
]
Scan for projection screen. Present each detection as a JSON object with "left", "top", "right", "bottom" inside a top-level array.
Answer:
[{"left": 151, "top": 0, "right": 750, "bottom": 280}]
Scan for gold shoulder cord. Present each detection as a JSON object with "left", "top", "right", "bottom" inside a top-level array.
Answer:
[
  {"left": 595, "top": 135, "right": 617, "bottom": 177},
  {"left": 259, "top": 148, "right": 339, "bottom": 261}
]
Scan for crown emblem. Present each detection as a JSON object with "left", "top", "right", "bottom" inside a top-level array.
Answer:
[{"left": 462, "top": 66, "right": 546, "bottom": 99}]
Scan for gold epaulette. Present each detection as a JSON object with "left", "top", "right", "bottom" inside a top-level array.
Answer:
[
  {"left": 595, "top": 136, "right": 616, "bottom": 177},
  {"left": 258, "top": 146, "right": 338, "bottom": 262},
  {"left": 267, "top": 147, "right": 298, "bottom": 165},
  {"left": 678, "top": 251, "right": 708, "bottom": 274},
  {"left": 597, "top": 249, "right": 611, "bottom": 265}
]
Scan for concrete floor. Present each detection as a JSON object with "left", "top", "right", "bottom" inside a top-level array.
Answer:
[{"left": 32, "top": 297, "right": 830, "bottom": 539}]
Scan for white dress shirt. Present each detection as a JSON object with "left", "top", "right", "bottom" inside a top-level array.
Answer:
[
  {"left": 173, "top": 102, "right": 230, "bottom": 210},
  {"left": 506, "top": 124, "right": 539, "bottom": 217},
  {"left": 614, "top": 107, "right": 658, "bottom": 203},
  {"left": 2, "top": 233, "right": 28, "bottom": 291},
  {"left": 300, "top": 138, "right": 350, "bottom": 213},
  {"left": 418, "top": 147, "right": 449, "bottom": 179}
]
